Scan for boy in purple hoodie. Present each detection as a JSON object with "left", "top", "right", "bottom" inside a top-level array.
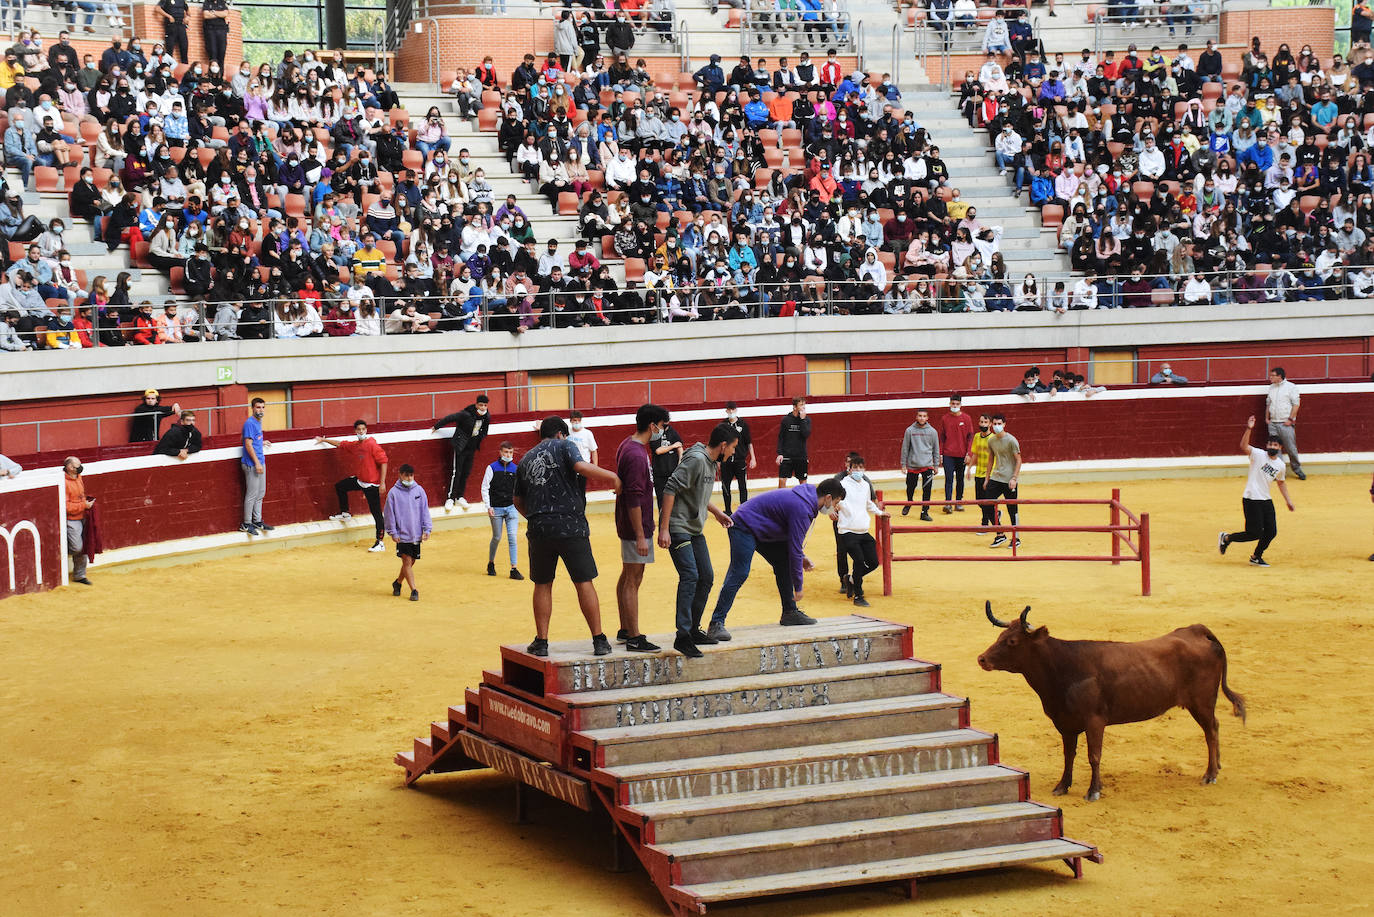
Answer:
[
  {"left": 383, "top": 463, "right": 433, "bottom": 602},
  {"left": 706, "top": 478, "right": 844, "bottom": 638}
]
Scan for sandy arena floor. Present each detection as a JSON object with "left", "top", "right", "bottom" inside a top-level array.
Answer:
[{"left": 2, "top": 474, "right": 1372, "bottom": 916}]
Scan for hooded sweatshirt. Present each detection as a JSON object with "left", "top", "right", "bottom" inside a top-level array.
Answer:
[
  {"left": 383, "top": 479, "right": 433, "bottom": 543},
  {"left": 432, "top": 403, "right": 491, "bottom": 453},
  {"left": 901, "top": 420, "right": 941, "bottom": 470},
  {"left": 730, "top": 483, "right": 820, "bottom": 592},
  {"left": 663, "top": 442, "right": 716, "bottom": 535}
]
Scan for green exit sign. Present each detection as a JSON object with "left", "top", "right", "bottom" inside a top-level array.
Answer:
[{"left": 216, "top": 366, "right": 235, "bottom": 384}]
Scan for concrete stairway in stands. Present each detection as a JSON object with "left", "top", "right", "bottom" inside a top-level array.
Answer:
[{"left": 398, "top": 615, "right": 1100, "bottom": 914}]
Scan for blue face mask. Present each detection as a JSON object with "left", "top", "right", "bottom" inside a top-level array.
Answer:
[{"left": 849, "top": 470, "right": 863, "bottom": 481}]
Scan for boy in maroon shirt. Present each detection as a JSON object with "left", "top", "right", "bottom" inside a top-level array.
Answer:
[
  {"left": 613, "top": 403, "right": 670, "bottom": 653},
  {"left": 317, "top": 419, "right": 389, "bottom": 551},
  {"left": 937, "top": 395, "right": 977, "bottom": 513}
]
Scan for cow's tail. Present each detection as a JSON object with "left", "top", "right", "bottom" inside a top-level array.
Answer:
[{"left": 1204, "top": 627, "right": 1247, "bottom": 724}]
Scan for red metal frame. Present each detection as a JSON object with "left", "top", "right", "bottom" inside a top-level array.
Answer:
[{"left": 876, "top": 488, "right": 1151, "bottom": 597}]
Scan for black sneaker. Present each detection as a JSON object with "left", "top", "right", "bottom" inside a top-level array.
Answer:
[
  {"left": 1249, "top": 556, "right": 1270, "bottom": 567},
  {"left": 238, "top": 522, "right": 258, "bottom": 535},
  {"left": 1218, "top": 532, "right": 1229, "bottom": 556},
  {"left": 689, "top": 627, "right": 718, "bottom": 646},
  {"left": 990, "top": 534, "right": 1007, "bottom": 548},
  {"left": 920, "top": 510, "right": 933, "bottom": 522},
  {"left": 410, "top": 589, "right": 420, "bottom": 602},
  {"left": 673, "top": 633, "right": 704, "bottom": 658},
  {"left": 486, "top": 562, "right": 497, "bottom": 576},
  {"left": 780, "top": 609, "right": 817, "bottom": 626},
  {"left": 901, "top": 506, "right": 911, "bottom": 516},
  {"left": 615, "top": 628, "right": 629, "bottom": 643},
  {"left": 624, "top": 635, "right": 661, "bottom": 652},
  {"left": 592, "top": 633, "right": 613, "bottom": 656},
  {"left": 74, "top": 577, "right": 93, "bottom": 585},
  {"left": 527, "top": 637, "right": 549, "bottom": 657},
  {"left": 1293, "top": 468, "right": 1307, "bottom": 481},
  {"left": 853, "top": 596, "right": 870, "bottom": 608},
  {"left": 392, "top": 580, "right": 402, "bottom": 597},
  {"left": 509, "top": 568, "right": 524, "bottom": 580},
  {"left": 840, "top": 574, "right": 852, "bottom": 597},
  {"left": 256, "top": 522, "right": 275, "bottom": 532}
]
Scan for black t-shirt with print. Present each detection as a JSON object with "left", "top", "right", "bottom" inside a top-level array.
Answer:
[{"left": 515, "top": 437, "right": 589, "bottom": 539}]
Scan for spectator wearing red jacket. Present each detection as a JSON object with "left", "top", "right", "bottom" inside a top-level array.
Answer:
[
  {"left": 937, "top": 395, "right": 977, "bottom": 512},
  {"left": 127, "top": 302, "right": 156, "bottom": 345},
  {"left": 316, "top": 420, "right": 390, "bottom": 552}
]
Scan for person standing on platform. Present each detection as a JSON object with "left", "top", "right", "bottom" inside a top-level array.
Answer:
[
  {"left": 836, "top": 454, "right": 885, "bottom": 608},
  {"left": 481, "top": 441, "right": 524, "bottom": 580},
  {"left": 776, "top": 396, "right": 811, "bottom": 488},
  {"left": 568, "top": 410, "right": 598, "bottom": 465},
  {"left": 515, "top": 416, "right": 622, "bottom": 658},
  {"left": 1265, "top": 367, "right": 1305, "bottom": 480},
  {"left": 985, "top": 412, "right": 1021, "bottom": 549},
  {"left": 719, "top": 401, "right": 756, "bottom": 514},
  {"left": 317, "top": 419, "right": 389, "bottom": 553},
  {"left": 658, "top": 423, "right": 739, "bottom": 656},
  {"left": 130, "top": 389, "right": 180, "bottom": 442},
  {"left": 432, "top": 394, "right": 492, "bottom": 510},
  {"left": 383, "top": 464, "right": 432, "bottom": 601},
  {"left": 239, "top": 397, "right": 273, "bottom": 535},
  {"left": 707, "top": 479, "right": 843, "bottom": 637},
  {"left": 614, "top": 404, "right": 669, "bottom": 653},
  {"left": 201, "top": 0, "right": 231, "bottom": 71},
  {"left": 968, "top": 412, "right": 999, "bottom": 532},
  {"left": 156, "top": 0, "right": 190, "bottom": 63},
  {"left": 937, "top": 395, "right": 976, "bottom": 513},
  {"left": 63, "top": 456, "right": 94, "bottom": 585},
  {"left": 900, "top": 408, "right": 940, "bottom": 520},
  {"left": 650, "top": 410, "right": 683, "bottom": 508},
  {"left": 1218, "top": 415, "right": 1295, "bottom": 568}
]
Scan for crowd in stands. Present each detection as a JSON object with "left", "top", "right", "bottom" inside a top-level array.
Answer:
[{"left": 962, "top": 33, "right": 1374, "bottom": 306}]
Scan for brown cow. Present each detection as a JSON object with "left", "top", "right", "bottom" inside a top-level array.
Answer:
[{"left": 977, "top": 602, "right": 1247, "bottom": 801}]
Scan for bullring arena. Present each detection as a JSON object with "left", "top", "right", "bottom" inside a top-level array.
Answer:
[{"left": 2, "top": 0, "right": 1374, "bottom": 911}]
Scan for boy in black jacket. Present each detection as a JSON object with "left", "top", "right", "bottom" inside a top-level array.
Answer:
[{"left": 432, "top": 394, "right": 492, "bottom": 509}]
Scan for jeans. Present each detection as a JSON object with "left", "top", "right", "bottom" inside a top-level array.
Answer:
[
  {"left": 995, "top": 150, "right": 1015, "bottom": 171},
  {"left": 7, "top": 153, "right": 33, "bottom": 188},
  {"left": 1266, "top": 422, "right": 1302, "bottom": 472},
  {"left": 1013, "top": 165, "right": 1031, "bottom": 194},
  {"left": 415, "top": 137, "right": 451, "bottom": 162},
  {"left": 66, "top": 518, "right": 86, "bottom": 580},
  {"left": 943, "top": 455, "right": 966, "bottom": 502},
  {"left": 489, "top": 504, "right": 519, "bottom": 565},
  {"left": 668, "top": 531, "right": 713, "bottom": 635},
  {"left": 242, "top": 462, "right": 266, "bottom": 524},
  {"left": 709, "top": 525, "right": 798, "bottom": 628}
]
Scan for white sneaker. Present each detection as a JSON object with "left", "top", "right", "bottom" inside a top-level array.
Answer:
[
  {"left": 457, "top": 497, "right": 470, "bottom": 508},
  {"left": 329, "top": 512, "right": 352, "bottom": 521},
  {"left": 368, "top": 541, "right": 385, "bottom": 552},
  {"left": 999, "top": 168, "right": 1007, "bottom": 175},
  {"left": 444, "top": 499, "right": 456, "bottom": 511}
]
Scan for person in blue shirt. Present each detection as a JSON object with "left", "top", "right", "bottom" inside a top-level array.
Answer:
[
  {"left": 1239, "top": 140, "right": 1273, "bottom": 173},
  {"left": 727, "top": 235, "right": 758, "bottom": 272},
  {"left": 4, "top": 122, "right": 38, "bottom": 189},
  {"left": 239, "top": 397, "right": 273, "bottom": 535},
  {"left": 743, "top": 91, "right": 769, "bottom": 129},
  {"left": 1311, "top": 94, "right": 1338, "bottom": 131},
  {"left": 694, "top": 54, "right": 725, "bottom": 95}
]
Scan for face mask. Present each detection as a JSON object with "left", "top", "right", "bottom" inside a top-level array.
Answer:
[
  {"left": 571, "top": 422, "right": 582, "bottom": 431},
  {"left": 356, "top": 432, "right": 367, "bottom": 441},
  {"left": 950, "top": 405, "right": 960, "bottom": 414},
  {"left": 849, "top": 470, "right": 863, "bottom": 482},
  {"left": 1266, "top": 447, "right": 1280, "bottom": 458},
  {"left": 992, "top": 423, "right": 1005, "bottom": 434}
]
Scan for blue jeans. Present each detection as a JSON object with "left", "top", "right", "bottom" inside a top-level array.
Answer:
[
  {"left": 668, "top": 531, "right": 713, "bottom": 636},
  {"left": 7, "top": 153, "right": 33, "bottom": 188},
  {"left": 489, "top": 504, "right": 519, "bottom": 565},
  {"left": 995, "top": 150, "right": 1015, "bottom": 171},
  {"left": 415, "top": 137, "right": 451, "bottom": 162},
  {"left": 709, "top": 525, "right": 798, "bottom": 628}
]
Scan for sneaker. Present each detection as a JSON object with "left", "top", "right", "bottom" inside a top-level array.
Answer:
[
  {"left": 1249, "top": 556, "right": 1270, "bottom": 567},
  {"left": 458, "top": 497, "right": 470, "bottom": 508},
  {"left": 444, "top": 499, "right": 456, "bottom": 511},
  {"left": 1218, "top": 532, "right": 1229, "bottom": 556},
  {"left": 942, "top": 505, "right": 954, "bottom": 514},
  {"left": 853, "top": 595, "right": 870, "bottom": 608},
  {"left": 256, "top": 522, "right": 275, "bottom": 532},
  {"left": 592, "top": 633, "right": 613, "bottom": 656},
  {"left": 329, "top": 512, "right": 352, "bottom": 521},
  {"left": 674, "top": 633, "right": 704, "bottom": 658},
  {"left": 707, "top": 623, "right": 732, "bottom": 642},
  {"left": 615, "top": 628, "right": 629, "bottom": 643},
  {"left": 527, "top": 637, "right": 549, "bottom": 657},
  {"left": 486, "top": 562, "right": 497, "bottom": 576},
  {"left": 840, "top": 574, "right": 852, "bottom": 597},
  {"left": 689, "top": 627, "right": 718, "bottom": 646},
  {"left": 990, "top": 534, "right": 1008, "bottom": 548},
  {"left": 74, "top": 577, "right": 93, "bottom": 585},
  {"left": 954, "top": 505, "right": 966, "bottom": 512},
  {"left": 1009, "top": 537, "right": 1020, "bottom": 549},
  {"left": 509, "top": 568, "right": 524, "bottom": 580},
  {"left": 410, "top": 589, "right": 420, "bottom": 602},
  {"left": 368, "top": 540, "right": 385, "bottom": 552},
  {"left": 624, "top": 635, "right": 661, "bottom": 652},
  {"left": 238, "top": 522, "right": 258, "bottom": 535},
  {"left": 920, "top": 510, "right": 933, "bottom": 522},
  {"left": 1293, "top": 469, "right": 1307, "bottom": 481},
  {"left": 999, "top": 168, "right": 1007, "bottom": 176},
  {"left": 780, "top": 609, "right": 817, "bottom": 626},
  {"left": 392, "top": 580, "right": 402, "bottom": 597},
  {"left": 901, "top": 506, "right": 911, "bottom": 516}
]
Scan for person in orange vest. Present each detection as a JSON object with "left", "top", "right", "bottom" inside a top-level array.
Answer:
[{"left": 63, "top": 456, "right": 94, "bottom": 585}]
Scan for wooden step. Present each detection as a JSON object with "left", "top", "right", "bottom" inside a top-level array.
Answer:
[
  {"left": 558, "top": 659, "right": 937, "bottom": 731},
  {"left": 673, "top": 838, "right": 1098, "bottom": 905},
  {"left": 631, "top": 765, "right": 1027, "bottom": 844},
  {"left": 605, "top": 729, "right": 997, "bottom": 805},
  {"left": 659, "top": 802, "right": 1060, "bottom": 884},
  {"left": 578, "top": 693, "right": 966, "bottom": 768},
  {"left": 500, "top": 615, "right": 911, "bottom": 696}
]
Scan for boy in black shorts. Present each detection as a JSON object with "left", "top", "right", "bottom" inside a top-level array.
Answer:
[
  {"left": 514, "top": 416, "right": 623, "bottom": 657},
  {"left": 776, "top": 396, "right": 811, "bottom": 488},
  {"left": 383, "top": 464, "right": 432, "bottom": 601}
]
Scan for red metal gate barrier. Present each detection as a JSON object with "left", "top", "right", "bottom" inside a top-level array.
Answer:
[{"left": 875, "top": 487, "right": 1151, "bottom": 597}]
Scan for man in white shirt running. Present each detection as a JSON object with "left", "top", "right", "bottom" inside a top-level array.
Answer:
[
  {"left": 1265, "top": 366, "right": 1305, "bottom": 480},
  {"left": 1218, "top": 415, "right": 1295, "bottom": 568}
]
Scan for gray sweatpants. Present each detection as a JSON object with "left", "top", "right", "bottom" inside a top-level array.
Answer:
[
  {"left": 242, "top": 463, "right": 267, "bottom": 524},
  {"left": 66, "top": 519, "right": 87, "bottom": 580},
  {"left": 1267, "top": 421, "right": 1302, "bottom": 472}
]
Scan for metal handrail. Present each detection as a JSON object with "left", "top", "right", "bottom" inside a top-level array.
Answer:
[{"left": 3, "top": 349, "right": 1366, "bottom": 453}]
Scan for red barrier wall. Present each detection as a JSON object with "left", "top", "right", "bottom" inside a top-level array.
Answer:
[
  {"left": 60, "top": 387, "right": 1373, "bottom": 556},
  {"left": 0, "top": 482, "right": 64, "bottom": 598}
]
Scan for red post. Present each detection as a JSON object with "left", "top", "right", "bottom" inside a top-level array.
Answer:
[
  {"left": 1110, "top": 487, "right": 1121, "bottom": 566},
  {"left": 879, "top": 512, "right": 893, "bottom": 597},
  {"left": 1139, "top": 512, "right": 1151, "bottom": 596}
]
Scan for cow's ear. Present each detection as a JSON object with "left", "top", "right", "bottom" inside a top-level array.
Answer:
[{"left": 1029, "top": 626, "right": 1049, "bottom": 640}]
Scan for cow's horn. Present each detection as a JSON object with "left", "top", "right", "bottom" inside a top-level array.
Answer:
[
  {"left": 1019, "top": 606, "right": 1033, "bottom": 632},
  {"left": 985, "top": 601, "right": 1009, "bottom": 628}
]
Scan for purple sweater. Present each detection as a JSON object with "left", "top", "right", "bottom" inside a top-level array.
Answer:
[
  {"left": 383, "top": 480, "right": 433, "bottom": 542},
  {"left": 730, "top": 483, "right": 819, "bottom": 591}
]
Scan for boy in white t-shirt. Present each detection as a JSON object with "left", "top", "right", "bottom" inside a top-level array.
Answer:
[
  {"left": 567, "top": 410, "right": 599, "bottom": 464},
  {"left": 1218, "top": 415, "right": 1295, "bottom": 568},
  {"left": 834, "top": 454, "right": 887, "bottom": 607}
]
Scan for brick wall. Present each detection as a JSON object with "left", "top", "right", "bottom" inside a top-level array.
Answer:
[
  {"left": 57, "top": 4, "right": 244, "bottom": 70},
  {"left": 1220, "top": 6, "right": 1336, "bottom": 59},
  {"left": 396, "top": 17, "right": 557, "bottom": 83}
]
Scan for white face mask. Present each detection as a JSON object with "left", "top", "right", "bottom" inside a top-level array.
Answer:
[
  {"left": 726, "top": 411, "right": 737, "bottom": 421},
  {"left": 571, "top": 422, "right": 582, "bottom": 431},
  {"left": 950, "top": 405, "right": 961, "bottom": 414},
  {"left": 992, "top": 423, "right": 1005, "bottom": 434}
]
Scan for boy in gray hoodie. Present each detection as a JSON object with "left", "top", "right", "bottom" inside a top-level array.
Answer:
[{"left": 900, "top": 409, "right": 942, "bottom": 521}]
